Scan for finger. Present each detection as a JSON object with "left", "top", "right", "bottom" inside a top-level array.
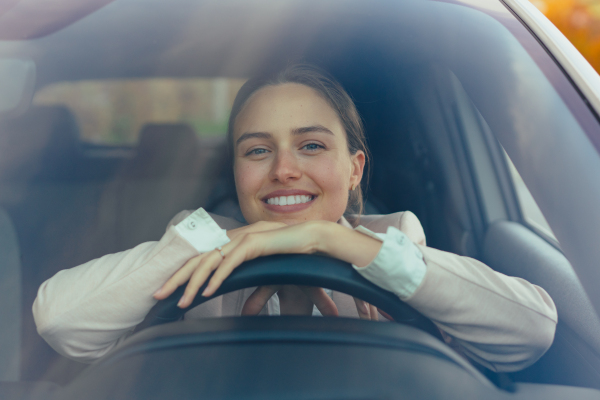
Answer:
[
  {"left": 301, "top": 287, "right": 339, "bottom": 317},
  {"left": 202, "top": 248, "right": 248, "bottom": 297},
  {"left": 369, "top": 304, "right": 379, "bottom": 321},
  {"left": 241, "top": 285, "right": 281, "bottom": 315},
  {"left": 203, "top": 234, "right": 262, "bottom": 297},
  {"left": 154, "top": 254, "right": 206, "bottom": 300},
  {"left": 179, "top": 251, "right": 224, "bottom": 308},
  {"left": 353, "top": 297, "right": 370, "bottom": 320},
  {"left": 378, "top": 308, "right": 394, "bottom": 321}
]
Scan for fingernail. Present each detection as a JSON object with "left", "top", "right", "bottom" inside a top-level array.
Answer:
[
  {"left": 177, "top": 295, "right": 186, "bottom": 307},
  {"left": 360, "top": 302, "right": 369, "bottom": 314},
  {"left": 153, "top": 288, "right": 162, "bottom": 297},
  {"left": 201, "top": 287, "right": 210, "bottom": 297}
]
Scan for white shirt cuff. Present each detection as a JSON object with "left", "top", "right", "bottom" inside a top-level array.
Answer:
[
  {"left": 174, "top": 208, "right": 230, "bottom": 253},
  {"left": 352, "top": 225, "right": 426, "bottom": 300}
]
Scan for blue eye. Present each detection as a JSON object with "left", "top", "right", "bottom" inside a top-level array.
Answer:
[
  {"left": 246, "top": 148, "right": 268, "bottom": 156},
  {"left": 302, "top": 143, "right": 324, "bottom": 151}
]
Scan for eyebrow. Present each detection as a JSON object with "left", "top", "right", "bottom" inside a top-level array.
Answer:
[
  {"left": 291, "top": 125, "right": 334, "bottom": 136},
  {"left": 235, "top": 125, "right": 334, "bottom": 146},
  {"left": 235, "top": 131, "right": 272, "bottom": 146}
]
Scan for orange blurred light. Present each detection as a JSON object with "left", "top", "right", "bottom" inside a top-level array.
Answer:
[{"left": 530, "top": 0, "right": 600, "bottom": 72}]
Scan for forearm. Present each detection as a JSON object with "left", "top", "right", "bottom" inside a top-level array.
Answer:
[
  {"left": 314, "top": 221, "right": 382, "bottom": 268},
  {"left": 33, "top": 208, "right": 230, "bottom": 363},
  {"left": 406, "top": 245, "right": 557, "bottom": 372},
  {"left": 33, "top": 226, "right": 199, "bottom": 362},
  {"left": 315, "top": 219, "right": 557, "bottom": 372}
]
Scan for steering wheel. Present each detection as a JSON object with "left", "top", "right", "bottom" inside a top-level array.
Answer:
[{"left": 136, "top": 254, "right": 441, "bottom": 338}]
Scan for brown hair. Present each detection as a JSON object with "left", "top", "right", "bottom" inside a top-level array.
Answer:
[{"left": 227, "top": 64, "right": 370, "bottom": 215}]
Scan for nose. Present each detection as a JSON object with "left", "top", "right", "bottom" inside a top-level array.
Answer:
[{"left": 269, "top": 150, "right": 302, "bottom": 183}]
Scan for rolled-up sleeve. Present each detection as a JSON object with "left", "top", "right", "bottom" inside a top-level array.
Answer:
[
  {"left": 175, "top": 208, "right": 230, "bottom": 253},
  {"left": 352, "top": 226, "right": 426, "bottom": 300}
]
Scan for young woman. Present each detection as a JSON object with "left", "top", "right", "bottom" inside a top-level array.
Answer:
[{"left": 33, "top": 64, "right": 557, "bottom": 373}]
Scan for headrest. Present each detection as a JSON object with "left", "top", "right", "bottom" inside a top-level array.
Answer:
[
  {"left": 0, "top": 105, "right": 80, "bottom": 181},
  {"left": 137, "top": 123, "right": 197, "bottom": 155},
  {"left": 125, "top": 123, "right": 200, "bottom": 178}
]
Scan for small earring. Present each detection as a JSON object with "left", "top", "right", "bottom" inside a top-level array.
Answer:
[{"left": 350, "top": 184, "right": 356, "bottom": 191}]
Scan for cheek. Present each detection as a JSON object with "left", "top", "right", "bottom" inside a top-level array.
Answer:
[
  {"left": 306, "top": 157, "right": 351, "bottom": 208},
  {"left": 234, "top": 161, "right": 270, "bottom": 209},
  {"left": 235, "top": 163, "right": 258, "bottom": 195},
  {"left": 316, "top": 166, "right": 347, "bottom": 192}
]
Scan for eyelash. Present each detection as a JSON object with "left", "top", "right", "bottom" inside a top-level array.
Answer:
[
  {"left": 245, "top": 148, "right": 269, "bottom": 156},
  {"left": 244, "top": 142, "right": 325, "bottom": 157},
  {"left": 302, "top": 143, "right": 325, "bottom": 151}
]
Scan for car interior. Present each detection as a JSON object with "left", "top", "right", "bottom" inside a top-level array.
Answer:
[{"left": 2, "top": 0, "right": 600, "bottom": 398}]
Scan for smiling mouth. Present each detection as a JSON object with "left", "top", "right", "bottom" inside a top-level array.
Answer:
[{"left": 264, "top": 195, "right": 316, "bottom": 206}]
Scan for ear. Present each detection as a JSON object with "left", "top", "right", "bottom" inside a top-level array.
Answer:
[{"left": 349, "top": 150, "right": 366, "bottom": 189}]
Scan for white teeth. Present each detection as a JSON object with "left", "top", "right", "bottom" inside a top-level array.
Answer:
[{"left": 266, "top": 195, "right": 313, "bottom": 206}]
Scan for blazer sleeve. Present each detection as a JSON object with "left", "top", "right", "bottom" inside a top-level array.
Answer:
[
  {"left": 406, "top": 244, "right": 557, "bottom": 372},
  {"left": 361, "top": 211, "right": 557, "bottom": 372},
  {"left": 33, "top": 210, "right": 203, "bottom": 363}
]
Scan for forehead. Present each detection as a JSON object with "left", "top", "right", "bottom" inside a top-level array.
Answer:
[{"left": 233, "top": 83, "right": 345, "bottom": 139}]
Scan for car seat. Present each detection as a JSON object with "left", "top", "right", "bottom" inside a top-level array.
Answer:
[
  {"left": 0, "top": 106, "right": 92, "bottom": 383},
  {"left": 0, "top": 208, "right": 21, "bottom": 381},
  {"left": 113, "top": 123, "right": 227, "bottom": 250}
]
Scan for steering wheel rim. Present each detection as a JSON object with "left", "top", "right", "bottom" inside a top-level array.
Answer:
[{"left": 136, "top": 254, "right": 441, "bottom": 338}]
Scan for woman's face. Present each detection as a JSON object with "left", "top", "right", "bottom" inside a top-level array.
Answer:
[{"left": 233, "top": 83, "right": 365, "bottom": 225}]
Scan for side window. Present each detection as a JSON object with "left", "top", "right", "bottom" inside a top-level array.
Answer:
[
  {"left": 448, "top": 71, "right": 556, "bottom": 243},
  {"left": 504, "top": 154, "right": 557, "bottom": 241}
]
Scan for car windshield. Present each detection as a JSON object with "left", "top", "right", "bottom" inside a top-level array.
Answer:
[{"left": 1, "top": 0, "right": 599, "bottom": 395}]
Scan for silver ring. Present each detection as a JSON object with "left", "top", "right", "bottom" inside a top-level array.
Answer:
[{"left": 216, "top": 246, "right": 225, "bottom": 258}]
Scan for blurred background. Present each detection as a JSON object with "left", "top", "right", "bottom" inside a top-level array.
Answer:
[
  {"left": 34, "top": 78, "right": 245, "bottom": 145},
  {"left": 530, "top": 0, "right": 600, "bottom": 72}
]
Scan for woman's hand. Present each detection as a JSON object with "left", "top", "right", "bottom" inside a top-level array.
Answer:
[
  {"left": 242, "top": 284, "right": 378, "bottom": 320},
  {"left": 154, "top": 219, "right": 384, "bottom": 320},
  {"left": 225, "top": 220, "right": 287, "bottom": 241},
  {"left": 242, "top": 285, "right": 338, "bottom": 316},
  {"left": 154, "top": 220, "right": 327, "bottom": 307},
  {"left": 353, "top": 298, "right": 379, "bottom": 321}
]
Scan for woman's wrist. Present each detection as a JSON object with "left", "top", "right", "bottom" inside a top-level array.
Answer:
[
  {"left": 311, "top": 221, "right": 382, "bottom": 267},
  {"left": 309, "top": 220, "right": 339, "bottom": 254}
]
